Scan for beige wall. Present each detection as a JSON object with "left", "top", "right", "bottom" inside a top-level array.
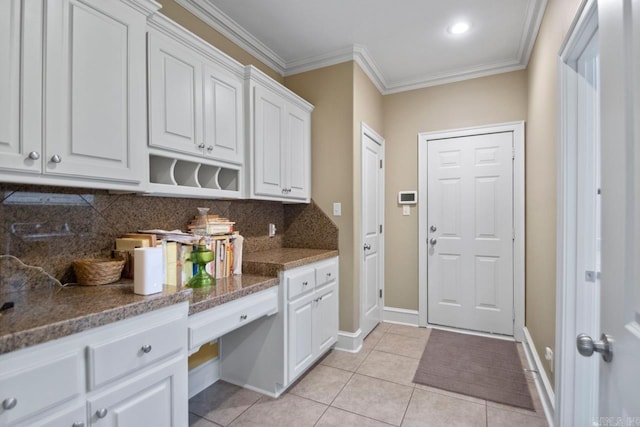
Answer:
[
  {"left": 382, "top": 71, "right": 529, "bottom": 309},
  {"left": 284, "top": 63, "right": 358, "bottom": 331},
  {"left": 156, "top": 0, "right": 283, "bottom": 83},
  {"left": 525, "top": 0, "right": 582, "bottom": 384}
]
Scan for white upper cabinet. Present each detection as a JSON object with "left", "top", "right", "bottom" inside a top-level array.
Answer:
[
  {"left": 0, "top": 0, "right": 41, "bottom": 174},
  {"left": 148, "top": 29, "right": 203, "bottom": 157},
  {"left": 246, "top": 66, "right": 313, "bottom": 202},
  {"left": 0, "top": 0, "right": 158, "bottom": 190},
  {"left": 44, "top": 0, "right": 150, "bottom": 184},
  {"left": 148, "top": 18, "right": 244, "bottom": 165}
]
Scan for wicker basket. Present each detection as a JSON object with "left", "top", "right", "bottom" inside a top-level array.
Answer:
[{"left": 73, "top": 258, "right": 126, "bottom": 286}]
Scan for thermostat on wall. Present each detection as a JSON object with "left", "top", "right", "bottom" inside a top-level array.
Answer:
[{"left": 398, "top": 191, "right": 417, "bottom": 205}]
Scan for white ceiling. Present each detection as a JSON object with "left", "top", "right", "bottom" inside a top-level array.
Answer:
[{"left": 175, "top": 0, "right": 548, "bottom": 94}]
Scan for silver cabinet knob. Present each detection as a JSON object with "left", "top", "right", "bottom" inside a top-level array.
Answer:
[
  {"left": 577, "top": 333, "right": 613, "bottom": 362},
  {"left": 50, "top": 154, "right": 62, "bottom": 163},
  {"left": 198, "top": 143, "right": 205, "bottom": 149},
  {"left": 240, "top": 314, "right": 248, "bottom": 320},
  {"left": 429, "top": 238, "right": 437, "bottom": 245},
  {"left": 2, "top": 397, "right": 17, "bottom": 410},
  {"left": 96, "top": 408, "right": 108, "bottom": 419},
  {"left": 430, "top": 225, "right": 437, "bottom": 232},
  {"left": 72, "top": 422, "right": 85, "bottom": 427},
  {"left": 141, "top": 344, "right": 152, "bottom": 354},
  {"left": 28, "top": 151, "right": 40, "bottom": 160},
  {"left": 363, "top": 243, "right": 371, "bottom": 250},
  {"left": 302, "top": 281, "right": 308, "bottom": 286},
  {"left": 207, "top": 145, "right": 214, "bottom": 152}
]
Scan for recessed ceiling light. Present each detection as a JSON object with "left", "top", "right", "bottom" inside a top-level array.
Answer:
[{"left": 448, "top": 22, "right": 470, "bottom": 35}]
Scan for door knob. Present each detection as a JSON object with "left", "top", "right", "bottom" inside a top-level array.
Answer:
[
  {"left": 576, "top": 333, "right": 613, "bottom": 362},
  {"left": 430, "top": 225, "right": 437, "bottom": 232},
  {"left": 363, "top": 243, "right": 371, "bottom": 250},
  {"left": 429, "top": 238, "right": 437, "bottom": 245}
]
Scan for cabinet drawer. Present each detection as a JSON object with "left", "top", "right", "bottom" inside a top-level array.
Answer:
[
  {"left": 287, "top": 268, "right": 316, "bottom": 300},
  {"left": 315, "top": 260, "right": 338, "bottom": 287},
  {"left": 87, "top": 317, "right": 184, "bottom": 390},
  {"left": 188, "top": 286, "right": 278, "bottom": 351},
  {"left": 0, "top": 352, "right": 83, "bottom": 425}
]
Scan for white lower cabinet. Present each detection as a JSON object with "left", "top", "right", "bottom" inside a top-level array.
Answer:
[
  {"left": 0, "top": 303, "right": 189, "bottom": 427},
  {"left": 220, "top": 257, "right": 338, "bottom": 397}
]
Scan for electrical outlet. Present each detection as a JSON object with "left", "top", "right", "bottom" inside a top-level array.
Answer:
[
  {"left": 545, "top": 347, "right": 554, "bottom": 373},
  {"left": 268, "top": 223, "right": 276, "bottom": 237},
  {"left": 333, "top": 202, "right": 342, "bottom": 216}
]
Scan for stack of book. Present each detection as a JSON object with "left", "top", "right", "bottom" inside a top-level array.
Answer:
[
  {"left": 116, "top": 221, "right": 239, "bottom": 287},
  {"left": 187, "top": 214, "right": 235, "bottom": 235}
]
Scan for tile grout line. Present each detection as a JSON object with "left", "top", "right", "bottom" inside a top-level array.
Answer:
[{"left": 399, "top": 385, "right": 416, "bottom": 427}]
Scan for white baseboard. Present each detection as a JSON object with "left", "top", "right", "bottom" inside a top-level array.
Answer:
[
  {"left": 383, "top": 307, "right": 419, "bottom": 326},
  {"left": 188, "top": 357, "right": 220, "bottom": 399},
  {"left": 522, "top": 327, "right": 555, "bottom": 427},
  {"left": 334, "top": 329, "right": 362, "bottom": 353}
]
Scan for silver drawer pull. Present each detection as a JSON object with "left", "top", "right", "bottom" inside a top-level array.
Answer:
[
  {"left": 28, "top": 151, "right": 40, "bottom": 160},
  {"left": 302, "top": 281, "right": 308, "bottom": 286},
  {"left": 96, "top": 408, "right": 108, "bottom": 419},
  {"left": 72, "top": 422, "right": 85, "bottom": 427},
  {"left": 141, "top": 344, "right": 152, "bottom": 354},
  {"left": 326, "top": 272, "right": 332, "bottom": 277},
  {"left": 2, "top": 398, "right": 17, "bottom": 410},
  {"left": 240, "top": 314, "right": 248, "bottom": 320},
  {"left": 50, "top": 154, "right": 62, "bottom": 163}
]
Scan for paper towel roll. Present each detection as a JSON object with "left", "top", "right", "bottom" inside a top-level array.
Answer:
[
  {"left": 134, "top": 247, "right": 164, "bottom": 295},
  {"left": 232, "top": 234, "right": 244, "bottom": 275}
]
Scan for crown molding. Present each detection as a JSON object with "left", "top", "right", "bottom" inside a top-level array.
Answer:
[
  {"left": 174, "top": 0, "right": 547, "bottom": 95},
  {"left": 175, "top": 0, "right": 286, "bottom": 74},
  {"left": 383, "top": 60, "right": 526, "bottom": 95}
]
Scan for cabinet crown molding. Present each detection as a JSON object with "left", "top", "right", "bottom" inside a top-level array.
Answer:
[
  {"left": 122, "top": 0, "right": 162, "bottom": 16},
  {"left": 148, "top": 13, "right": 245, "bottom": 79},
  {"left": 245, "top": 65, "right": 314, "bottom": 112}
]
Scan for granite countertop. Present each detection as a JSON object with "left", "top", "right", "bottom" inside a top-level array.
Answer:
[
  {"left": 243, "top": 248, "right": 339, "bottom": 277},
  {"left": 0, "top": 248, "right": 337, "bottom": 355},
  {"left": 0, "top": 281, "right": 191, "bottom": 355}
]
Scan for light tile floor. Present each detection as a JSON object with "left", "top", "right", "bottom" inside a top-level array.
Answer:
[{"left": 189, "top": 323, "right": 549, "bottom": 427}]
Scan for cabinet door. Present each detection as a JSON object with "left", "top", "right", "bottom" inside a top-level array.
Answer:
[
  {"left": 284, "top": 103, "right": 311, "bottom": 200},
  {"left": 88, "top": 359, "right": 187, "bottom": 427},
  {"left": 44, "top": 0, "right": 147, "bottom": 183},
  {"left": 203, "top": 63, "right": 243, "bottom": 164},
  {"left": 253, "top": 85, "right": 286, "bottom": 197},
  {"left": 313, "top": 283, "right": 338, "bottom": 356},
  {"left": 0, "top": 0, "right": 40, "bottom": 173},
  {"left": 287, "top": 292, "right": 315, "bottom": 382},
  {"left": 148, "top": 30, "right": 204, "bottom": 157}
]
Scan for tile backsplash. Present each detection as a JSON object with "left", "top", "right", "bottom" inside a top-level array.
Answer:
[{"left": 0, "top": 184, "right": 337, "bottom": 283}]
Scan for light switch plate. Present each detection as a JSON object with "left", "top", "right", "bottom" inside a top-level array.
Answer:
[
  {"left": 333, "top": 202, "right": 341, "bottom": 216},
  {"left": 403, "top": 205, "right": 410, "bottom": 216}
]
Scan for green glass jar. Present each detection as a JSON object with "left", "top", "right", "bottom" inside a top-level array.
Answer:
[{"left": 187, "top": 239, "right": 215, "bottom": 288}]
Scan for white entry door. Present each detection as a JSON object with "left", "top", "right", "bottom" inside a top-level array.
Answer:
[
  {"left": 360, "top": 124, "right": 384, "bottom": 338},
  {"left": 427, "top": 132, "right": 514, "bottom": 335}
]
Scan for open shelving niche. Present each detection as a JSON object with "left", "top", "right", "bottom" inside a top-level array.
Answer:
[{"left": 147, "top": 151, "right": 242, "bottom": 199}]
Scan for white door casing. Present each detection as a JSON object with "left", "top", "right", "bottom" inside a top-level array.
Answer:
[
  {"left": 557, "top": 1, "right": 600, "bottom": 424},
  {"left": 418, "top": 122, "right": 525, "bottom": 340},
  {"left": 558, "top": 0, "right": 640, "bottom": 423},
  {"left": 360, "top": 123, "right": 384, "bottom": 339}
]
